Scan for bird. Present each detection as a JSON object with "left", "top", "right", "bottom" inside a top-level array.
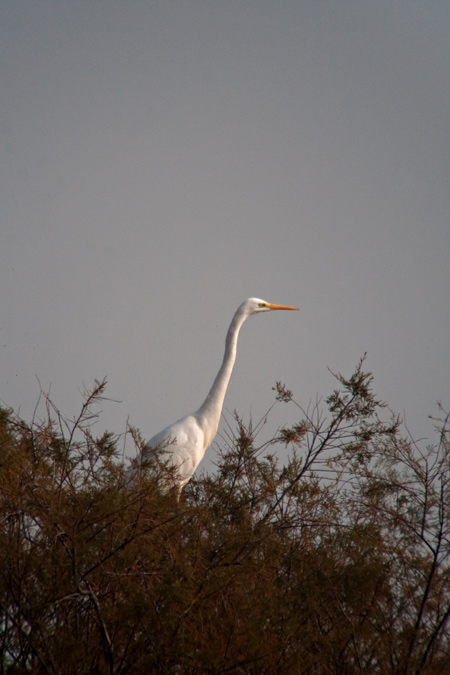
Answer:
[{"left": 130, "top": 298, "right": 298, "bottom": 492}]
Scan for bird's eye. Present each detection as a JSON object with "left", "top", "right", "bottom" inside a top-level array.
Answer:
[{"left": 258, "top": 302, "right": 267, "bottom": 308}]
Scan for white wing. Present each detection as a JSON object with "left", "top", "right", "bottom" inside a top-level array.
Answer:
[{"left": 146, "top": 414, "right": 206, "bottom": 486}]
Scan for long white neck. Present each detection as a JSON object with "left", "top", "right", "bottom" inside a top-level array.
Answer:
[{"left": 195, "top": 305, "right": 249, "bottom": 435}]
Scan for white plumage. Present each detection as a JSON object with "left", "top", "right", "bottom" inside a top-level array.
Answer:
[{"left": 131, "top": 298, "right": 298, "bottom": 491}]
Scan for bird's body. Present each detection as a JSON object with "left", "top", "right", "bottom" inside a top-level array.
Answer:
[
  {"left": 144, "top": 415, "right": 208, "bottom": 486},
  {"left": 133, "top": 298, "right": 298, "bottom": 490}
]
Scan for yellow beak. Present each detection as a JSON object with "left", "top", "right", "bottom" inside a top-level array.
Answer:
[{"left": 267, "top": 303, "right": 299, "bottom": 311}]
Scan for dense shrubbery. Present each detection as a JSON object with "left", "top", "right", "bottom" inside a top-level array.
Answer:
[{"left": 1, "top": 361, "right": 449, "bottom": 673}]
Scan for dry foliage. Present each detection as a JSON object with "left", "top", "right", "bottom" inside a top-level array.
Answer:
[{"left": 1, "top": 362, "right": 449, "bottom": 674}]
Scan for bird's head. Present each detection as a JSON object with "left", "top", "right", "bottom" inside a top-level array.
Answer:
[{"left": 243, "top": 298, "right": 299, "bottom": 315}]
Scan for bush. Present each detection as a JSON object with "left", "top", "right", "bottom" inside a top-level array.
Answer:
[{"left": 1, "top": 363, "right": 449, "bottom": 674}]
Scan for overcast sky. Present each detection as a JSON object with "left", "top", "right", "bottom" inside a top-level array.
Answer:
[{"left": 1, "top": 1, "right": 449, "bottom": 475}]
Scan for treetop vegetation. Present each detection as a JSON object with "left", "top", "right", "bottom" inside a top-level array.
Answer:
[{"left": 1, "top": 359, "right": 449, "bottom": 673}]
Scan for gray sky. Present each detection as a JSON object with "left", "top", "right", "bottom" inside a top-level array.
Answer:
[{"left": 1, "top": 1, "right": 449, "bottom": 474}]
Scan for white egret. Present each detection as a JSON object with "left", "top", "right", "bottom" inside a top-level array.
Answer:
[{"left": 131, "top": 298, "right": 298, "bottom": 491}]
